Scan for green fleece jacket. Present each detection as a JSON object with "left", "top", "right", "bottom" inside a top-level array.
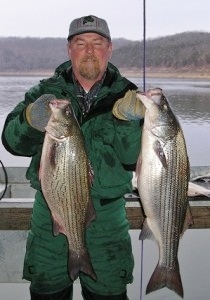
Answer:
[{"left": 1, "top": 61, "right": 143, "bottom": 199}]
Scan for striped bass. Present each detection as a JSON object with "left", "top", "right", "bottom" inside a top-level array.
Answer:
[
  {"left": 39, "top": 99, "right": 96, "bottom": 281},
  {"left": 136, "top": 88, "right": 192, "bottom": 298}
]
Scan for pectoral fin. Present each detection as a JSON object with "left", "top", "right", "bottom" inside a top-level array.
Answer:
[
  {"left": 139, "top": 218, "right": 156, "bottom": 242},
  {"left": 153, "top": 140, "right": 167, "bottom": 169},
  {"left": 86, "top": 199, "right": 96, "bottom": 227}
]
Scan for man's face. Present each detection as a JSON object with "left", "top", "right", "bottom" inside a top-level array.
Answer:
[{"left": 67, "top": 32, "right": 112, "bottom": 81}]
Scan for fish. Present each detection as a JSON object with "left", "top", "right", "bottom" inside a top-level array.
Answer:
[
  {"left": 188, "top": 182, "right": 210, "bottom": 197},
  {"left": 135, "top": 88, "right": 192, "bottom": 298},
  {"left": 39, "top": 99, "right": 97, "bottom": 281}
]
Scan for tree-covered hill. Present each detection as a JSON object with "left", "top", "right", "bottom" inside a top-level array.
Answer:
[
  {"left": 0, "top": 31, "right": 210, "bottom": 74},
  {"left": 0, "top": 37, "right": 68, "bottom": 72},
  {"left": 111, "top": 31, "right": 210, "bottom": 69}
]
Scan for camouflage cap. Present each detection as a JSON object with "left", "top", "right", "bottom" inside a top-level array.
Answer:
[{"left": 67, "top": 15, "right": 111, "bottom": 40}]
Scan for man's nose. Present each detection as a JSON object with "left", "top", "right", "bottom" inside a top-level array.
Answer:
[{"left": 86, "top": 43, "right": 94, "bottom": 53}]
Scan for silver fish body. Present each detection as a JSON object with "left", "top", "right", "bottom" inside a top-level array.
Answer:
[
  {"left": 40, "top": 99, "right": 96, "bottom": 281},
  {"left": 136, "top": 88, "right": 191, "bottom": 298}
]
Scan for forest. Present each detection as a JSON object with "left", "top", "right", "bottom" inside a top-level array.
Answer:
[{"left": 0, "top": 31, "right": 210, "bottom": 73}]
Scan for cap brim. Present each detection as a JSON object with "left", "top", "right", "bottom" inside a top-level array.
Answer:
[{"left": 68, "top": 30, "right": 111, "bottom": 40}]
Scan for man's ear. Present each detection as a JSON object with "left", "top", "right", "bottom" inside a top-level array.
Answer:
[{"left": 67, "top": 42, "right": 71, "bottom": 59}]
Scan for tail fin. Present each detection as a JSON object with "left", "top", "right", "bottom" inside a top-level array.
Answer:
[
  {"left": 146, "top": 261, "right": 183, "bottom": 298},
  {"left": 68, "top": 249, "right": 97, "bottom": 281}
]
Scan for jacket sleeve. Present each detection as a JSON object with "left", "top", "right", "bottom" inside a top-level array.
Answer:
[
  {"left": 1, "top": 86, "right": 45, "bottom": 157},
  {"left": 113, "top": 118, "right": 143, "bottom": 171}
]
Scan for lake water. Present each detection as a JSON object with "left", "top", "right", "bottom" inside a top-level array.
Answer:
[
  {"left": 1, "top": 76, "right": 210, "bottom": 167},
  {"left": 0, "top": 76, "right": 210, "bottom": 300}
]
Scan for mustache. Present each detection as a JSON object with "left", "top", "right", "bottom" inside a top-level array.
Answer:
[{"left": 81, "top": 55, "right": 98, "bottom": 63}]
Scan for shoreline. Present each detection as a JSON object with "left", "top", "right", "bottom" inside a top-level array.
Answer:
[
  {"left": 1, "top": 68, "right": 210, "bottom": 79},
  {"left": 119, "top": 68, "right": 210, "bottom": 79}
]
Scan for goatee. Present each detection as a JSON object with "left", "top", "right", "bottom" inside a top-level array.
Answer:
[{"left": 79, "top": 55, "right": 101, "bottom": 80}]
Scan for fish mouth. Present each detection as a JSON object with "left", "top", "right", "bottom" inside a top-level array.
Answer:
[
  {"left": 147, "top": 88, "right": 162, "bottom": 96},
  {"left": 136, "top": 91, "right": 152, "bottom": 108},
  {"left": 49, "top": 99, "right": 70, "bottom": 110},
  {"left": 137, "top": 88, "right": 163, "bottom": 108},
  {"left": 148, "top": 88, "right": 163, "bottom": 105}
]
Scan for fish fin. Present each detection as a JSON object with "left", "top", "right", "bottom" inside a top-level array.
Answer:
[
  {"left": 68, "top": 249, "right": 97, "bottom": 281},
  {"left": 139, "top": 219, "right": 156, "bottom": 241},
  {"left": 38, "top": 163, "right": 42, "bottom": 181},
  {"left": 52, "top": 220, "right": 61, "bottom": 236},
  {"left": 85, "top": 199, "right": 96, "bottom": 227},
  {"left": 49, "top": 142, "right": 57, "bottom": 168},
  {"left": 51, "top": 213, "right": 64, "bottom": 236},
  {"left": 181, "top": 204, "right": 193, "bottom": 237},
  {"left": 135, "top": 153, "right": 142, "bottom": 175},
  {"left": 88, "top": 161, "right": 94, "bottom": 186},
  {"left": 153, "top": 140, "right": 167, "bottom": 169},
  {"left": 146, "top": 261, "right": 183, "bottom": 298}
]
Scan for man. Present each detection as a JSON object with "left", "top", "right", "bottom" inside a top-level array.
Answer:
[{"left": 1, "top": 15, "right": 144, "bottom": 300}]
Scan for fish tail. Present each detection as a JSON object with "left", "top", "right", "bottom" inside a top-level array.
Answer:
[
  {"left": 69, "top": 249, "right": 97, "bottom": 282},
  {"left": 146, "top": 262, "right": 183, "bottom": 298}
]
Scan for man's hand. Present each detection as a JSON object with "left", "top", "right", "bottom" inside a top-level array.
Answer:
[
  {"left": 112, "top": 90, "right": 145, "bottom": 120},
  {"left": 25, "top": 94, "right": 56, "bottom": 132}
]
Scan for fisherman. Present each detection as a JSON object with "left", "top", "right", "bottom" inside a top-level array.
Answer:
[{"left": 1, "top": 15, "right": 145, "bottom": 300}]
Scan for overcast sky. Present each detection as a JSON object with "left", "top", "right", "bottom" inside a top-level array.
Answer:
[{"left": 1, "top": 0, "right": 210, "bottom": 41}]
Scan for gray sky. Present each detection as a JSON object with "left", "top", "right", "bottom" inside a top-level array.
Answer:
[{"left": 1, "top": 0, "right": 210, "bottom": 40}]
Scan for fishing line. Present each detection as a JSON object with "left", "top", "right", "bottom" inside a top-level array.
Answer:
[
  {"left": 139, "top": 1, "right": 146, "bottom": 299},
  {"left": 0, "top": 160, "right": 8, "bottom": 200},
  {"left": 143, "top": 0, "right": 146, "bottom": 92},
  {"left": 139, "top": 238, "right": 144, "bottom": 300}
]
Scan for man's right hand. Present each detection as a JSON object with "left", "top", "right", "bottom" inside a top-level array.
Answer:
[{"left": 25, "top": 94, "right": 56, "bottom": 132}]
